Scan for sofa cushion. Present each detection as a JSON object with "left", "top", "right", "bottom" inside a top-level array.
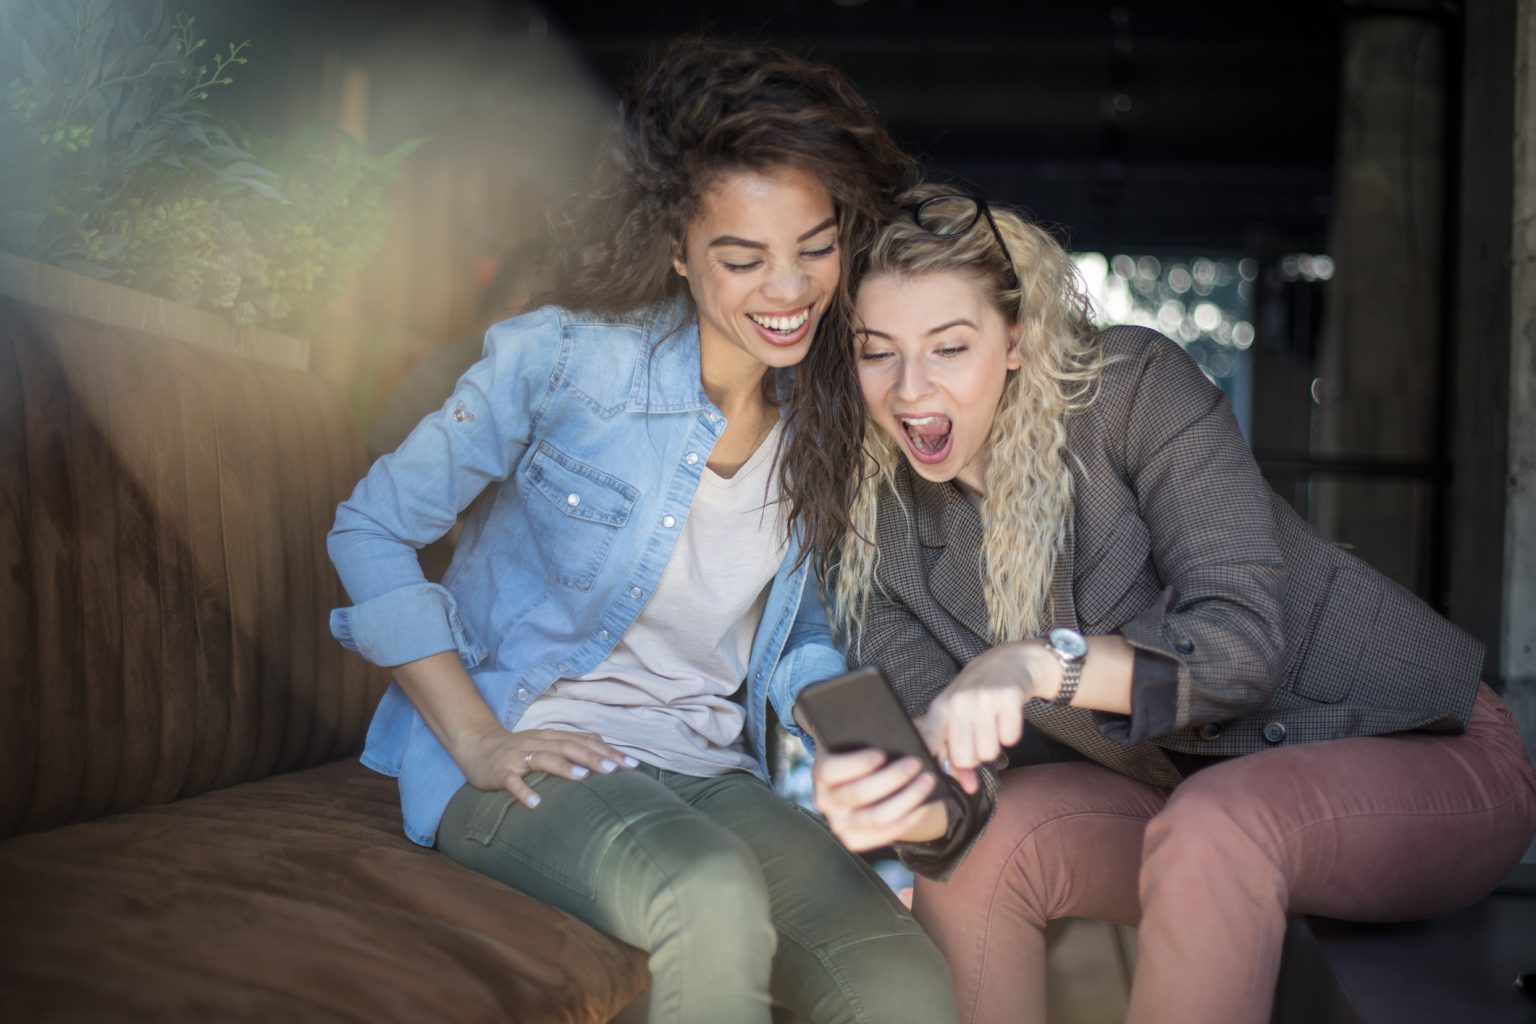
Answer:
[
  {"left": 0, "top": 297, "right": 388, "bottom": 838},
  {"left": 0, "top": 759, "right": 650, "bottom": 1023}
]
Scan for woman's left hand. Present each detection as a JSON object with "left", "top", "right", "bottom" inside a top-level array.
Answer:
[
  {"left": 919, "top": 641, "right": 1041, "bottom": 777},
  {"left": 812, "top": 749, "right": 949, "bottom": 852}
]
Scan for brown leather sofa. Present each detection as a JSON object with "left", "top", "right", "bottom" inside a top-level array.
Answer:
[{"left": 0, "top": 297, "right": 649, "bottom": 1022}]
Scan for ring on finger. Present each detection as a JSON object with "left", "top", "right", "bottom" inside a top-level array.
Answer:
[{"left": 523, "top": 749, "right": 535, "bottom": 769}]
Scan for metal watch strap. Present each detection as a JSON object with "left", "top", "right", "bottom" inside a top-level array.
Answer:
[{"left": 1053, "top": 657, "right": 1082, "bottom": 706}]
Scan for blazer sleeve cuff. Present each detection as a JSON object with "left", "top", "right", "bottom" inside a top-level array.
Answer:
[
  {"left": 1094, "top": 645, "right": 1181, "bottom": 744},
  {"left": 894, "top": 764, "right": 999, "bottom": 881}
]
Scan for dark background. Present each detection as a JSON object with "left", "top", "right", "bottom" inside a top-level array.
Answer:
[{"left": 168, "top": 0, "right": 1522, "bottom": 682}]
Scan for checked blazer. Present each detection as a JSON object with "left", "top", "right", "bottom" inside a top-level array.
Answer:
[{"left": 851, "top": 326, "right": 1485, "bottom": 789}]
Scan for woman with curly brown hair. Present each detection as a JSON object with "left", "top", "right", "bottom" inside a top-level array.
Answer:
[
  {"left": 807, "top": 186, "right": 1536, "bottom": 1024},
  {"left": 327, "top": 42, "right": 959, "bottom": 1024}
]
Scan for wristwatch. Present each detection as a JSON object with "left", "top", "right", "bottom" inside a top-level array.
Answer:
[{"left": 1042, "top": 627, "right": 1089, "bottom": 706}]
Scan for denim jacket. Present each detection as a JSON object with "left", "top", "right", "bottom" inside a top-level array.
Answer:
[{"left": 328, "top": 303, "right": 845, "bottom": 847}]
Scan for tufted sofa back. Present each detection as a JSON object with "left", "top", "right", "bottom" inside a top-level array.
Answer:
[{"left": 0, "top": 297, "right": 387, "bottom": 838}]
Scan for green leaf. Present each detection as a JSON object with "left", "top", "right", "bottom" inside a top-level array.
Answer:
[
  {"left": 94, "top": 232, "right": 127, "bottom": 260},
  {"left": 120, "top": 43, "right": 158, "bottom": 71},
  {"left": 222, "top": 159, "right": 277, "bottom": 179},
  {"left": 115, "top": 88, "right": 145, "bottom": 137},
  {"left": 226, "top": 175, "right": 283, "bottom": 201},
  {"left": 31, "top": 5, "right": 69, "bottom": 50},
  {"left": 147, "top": 0, "right": 167, "bottom": 40},
  {"left": 19, "top": 39, "right": 48, "bottom": 93}
]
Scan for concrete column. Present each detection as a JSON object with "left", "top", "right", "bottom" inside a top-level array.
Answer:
[
  {"left": 1505, "top": 0, "right": 1536, "bottom": 769},
  {"left": 1313, "top": 16, "right": 1447, "bottom": 596},
  {"left": 1450, "top": 0, "right": 1515, "bottom": 682}
]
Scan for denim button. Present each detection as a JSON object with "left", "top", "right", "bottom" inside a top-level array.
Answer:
[
  {"left": 515, "top": 687, "right": 530, "bottom": 702},
  {"left": 1262, "top": 721, "right": 1287, "bottom": 744},
  {"left": 629, "top": 586, "right": 643, "bottom": 599},
  {"left": 598, "top": 629, "right": 610, "bottom": 640},
  {"left": 685, "top": 451, "right": 700, "bottom": 466},
  {"left": 566, "top": 493, "right": 581, "bottom": 508},
  {"left": 662, "top": 514, "right": 677, "bottom": 528},
  {"left": 1197, "top": 722, "right": 1222, "bottom": 741},
  {"left": 1175, "top": 638, "right": 1195, "bottom": 655}
]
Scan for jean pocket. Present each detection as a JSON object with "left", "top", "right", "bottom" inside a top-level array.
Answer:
[{"left": 459, "top": 780, "right": 604, "bottom": 899}]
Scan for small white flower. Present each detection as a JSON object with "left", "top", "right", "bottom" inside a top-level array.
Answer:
[
  {"left": 168, "top": 275, "right": 201, "bottom": 306},
  {"left": 208, "top": 268, "right": 240, "bottom": 307}
]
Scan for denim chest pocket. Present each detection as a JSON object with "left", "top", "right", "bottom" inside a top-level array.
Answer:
[{"left": 521, "top": 442, "right": 638, "bottom": 591}]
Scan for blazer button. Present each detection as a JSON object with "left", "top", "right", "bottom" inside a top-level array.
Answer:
[
  {"left": 1175, "top": 638, "right": 1195, "bottom": 655},
  {"left": 1262, "top": 721, "right": 1287, "bottom": 744},
  {"left": 1197, "top": 722, "right": 1222, "bottom": 741}
]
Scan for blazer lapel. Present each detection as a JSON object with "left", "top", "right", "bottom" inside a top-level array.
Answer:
[
  {"left": 912, "top": 472, "right": 1081, "bottom": 643},
  {"left": 1047, "top": 513, "right": 1079, "bottom": 630},
  {"left": 912, "top": 476, "right": 995, "bottom": 646}
]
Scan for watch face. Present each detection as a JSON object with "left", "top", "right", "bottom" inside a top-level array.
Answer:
[{"left": 1048, "top": 627, "right": 1089, "bottom": 660}]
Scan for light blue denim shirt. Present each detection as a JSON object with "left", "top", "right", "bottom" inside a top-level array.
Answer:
[{"left": 328, "top": 302, "right": 844, "bottom": 847}]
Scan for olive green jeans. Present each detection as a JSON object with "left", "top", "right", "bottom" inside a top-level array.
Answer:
[{"left": 437, "top": 764, "right": 957, "bottom": 1024}]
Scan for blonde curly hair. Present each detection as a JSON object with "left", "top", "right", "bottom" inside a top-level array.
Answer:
[{"left": 833, "top": 185, "right": 1111, "bottom": 650}]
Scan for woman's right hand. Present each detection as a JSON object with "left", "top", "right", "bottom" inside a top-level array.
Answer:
[
  {"left": 457, "top": 726, "right": 638, "bottom": 810},
  {"left": 812, "top": 748, "right": 949, "bottom": 851}
]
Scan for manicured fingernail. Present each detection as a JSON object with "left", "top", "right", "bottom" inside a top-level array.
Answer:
[
  {"left": 526, "top": 793, "right": 542, "bottom": 808},
  {"left": 622, "top": 756, "right": 640, "bottom": 767},
  {"left": 571, "top": 766, "right": 590, "bottom": 779},
  {"left": 942, "top": 758, "right": 953, "bottom": 774},
  {"left": 600, "top": 759, "right": 618, "bottom": 773}
]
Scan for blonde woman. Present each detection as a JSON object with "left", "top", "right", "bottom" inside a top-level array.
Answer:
[{"left": 799, "top": 186, "right": 1536, "bottom": 1024}]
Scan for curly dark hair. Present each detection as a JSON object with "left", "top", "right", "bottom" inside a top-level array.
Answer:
[{"left": 542, "top": 36, "right": 917, "bottom": 566}]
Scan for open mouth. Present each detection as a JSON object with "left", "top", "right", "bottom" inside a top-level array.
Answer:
[
  {"left": 747, "top": 306, "right": 812, "bottom": 346},
  {"left": 899, "top": 414, "right": 954, "bottom": 464}
]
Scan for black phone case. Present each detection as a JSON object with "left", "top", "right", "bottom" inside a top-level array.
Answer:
[{"left": 795, "top": 667, "right": 941, "bottom": 773}]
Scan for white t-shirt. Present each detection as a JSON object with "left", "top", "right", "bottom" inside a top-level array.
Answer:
[{"left": 515, "top": 421, "right": 786, "bottom": 778}]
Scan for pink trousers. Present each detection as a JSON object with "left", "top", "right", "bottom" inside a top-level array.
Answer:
[{"left": 913, "top": 685, "right": 1536, "bottom": 1024}]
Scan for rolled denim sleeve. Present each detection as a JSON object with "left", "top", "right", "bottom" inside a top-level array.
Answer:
[
  {"left": 326, "top": 307, "right": 564, "bottom": 668},
  {"left": 771, "top": 567, "right": 848, "bottom": 749},
  {"left": 329, "top": 582, "right": 486, "bottom": 669}
]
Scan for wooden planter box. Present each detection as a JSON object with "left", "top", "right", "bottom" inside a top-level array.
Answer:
[{"left": 0, "top": 251, "right": 310, "bottom": 372}]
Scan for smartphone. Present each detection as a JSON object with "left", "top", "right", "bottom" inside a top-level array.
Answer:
[{"left": 794, "top": 667, "right": 943, "bottom": 777}]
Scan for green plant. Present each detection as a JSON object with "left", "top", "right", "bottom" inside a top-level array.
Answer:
[
  {"left": 0, "top": 0, "right": 420, "bottom": 329},
  {"left": 106, "top": 130, "right": 423, "bottom": 326},
  {"left": 0, "top": 0, "right": 273, "bottom": 269}
]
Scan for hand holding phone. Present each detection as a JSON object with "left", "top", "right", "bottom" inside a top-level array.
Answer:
[
  {"left": 797, "top": 668, "right": 951, "bottom": 850},
  {"left": 794, "top": 667, "right": 942, "bottom": 771}
]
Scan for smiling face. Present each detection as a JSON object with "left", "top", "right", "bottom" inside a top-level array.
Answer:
[
  {"left": 854, "top": 271, "right": 1023, "bottom": 496},
  {"left": 672, "top": 164, "right": 841, "bottom": 379}
]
